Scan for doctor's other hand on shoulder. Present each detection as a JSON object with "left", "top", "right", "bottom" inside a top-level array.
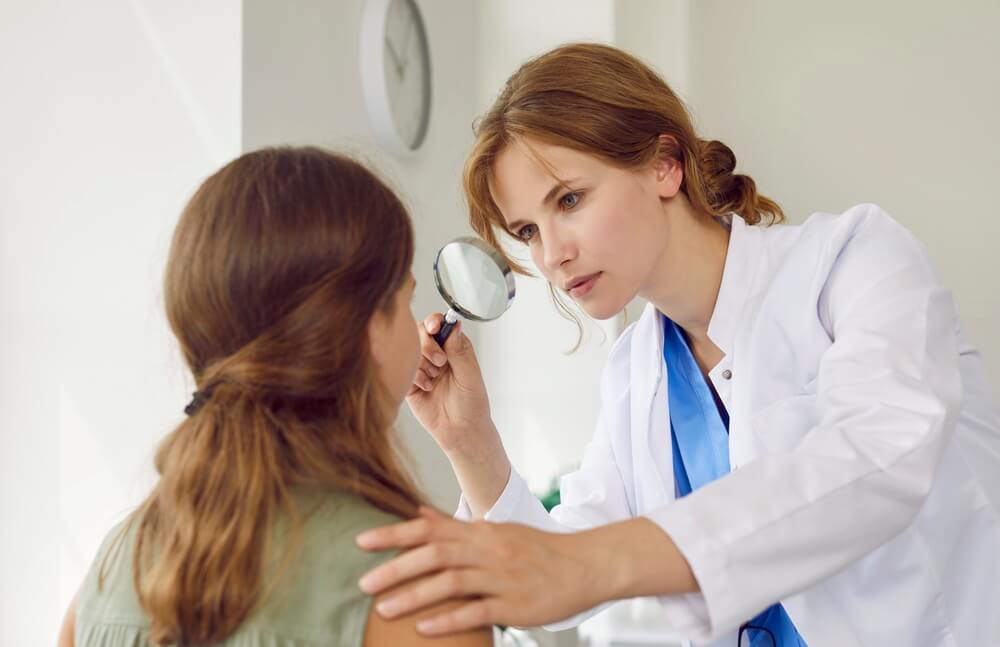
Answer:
[{"left": 356, "top": 499, "right": 698, "bottom": 636}]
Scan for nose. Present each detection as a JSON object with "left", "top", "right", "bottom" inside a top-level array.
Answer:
[{"left": 539, "top": 221, "right": 576, "bottom": 275}]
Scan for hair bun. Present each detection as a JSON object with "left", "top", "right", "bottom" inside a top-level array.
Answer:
[{"left": 698, "top": 139, "right": 737, "bottom": 178}]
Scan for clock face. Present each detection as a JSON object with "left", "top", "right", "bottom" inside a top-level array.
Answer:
[{"left": 381, "top": 0, "right": 431, "bottom": 150}]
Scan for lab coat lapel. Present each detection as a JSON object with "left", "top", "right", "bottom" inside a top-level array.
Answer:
[
  {"left": 706, "top": 216, "right": 762, "bottom": 470},
  {"left": 631, "top": 304, "right": 676, "bottom": 510}
]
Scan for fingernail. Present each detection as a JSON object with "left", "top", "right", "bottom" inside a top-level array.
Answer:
[
  {"left": 417, "top": 619, "right": 438, "bottom": 634},
  {"left": 358, "top": 574, "right": 377, "bottom": 593},
  {"left": 356, "top": 531, "right": 376, "bottom": 548},
  {"left": 377, "top": 598, "right": 399, "bottom": 617},
  {"left": 432, "top": 353, "right": 447, "bottom": 366}
]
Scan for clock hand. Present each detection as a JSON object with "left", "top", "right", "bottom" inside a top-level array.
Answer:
[
  {"left": 384, "top": 37, "right": 405, "bottom": 77},
  {"left": 399, "top": 19, "right": 415, "bottom": 73}
]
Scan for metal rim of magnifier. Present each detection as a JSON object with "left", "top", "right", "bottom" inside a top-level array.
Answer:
[{"left": 432, "top": 236, "right": 516, "bottom": 322}]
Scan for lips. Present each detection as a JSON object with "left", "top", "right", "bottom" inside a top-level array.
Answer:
[{"left": 565, "top": 272, "right": 602, "bottom": 297}]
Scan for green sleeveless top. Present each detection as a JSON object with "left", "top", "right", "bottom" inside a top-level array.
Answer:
[{"left": 75, "top": 490, "right": 402, "bottom": 647}]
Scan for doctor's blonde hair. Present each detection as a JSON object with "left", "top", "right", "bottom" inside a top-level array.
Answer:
[{"left": 463, "top": 42, "right": 784, "bottom": 277}]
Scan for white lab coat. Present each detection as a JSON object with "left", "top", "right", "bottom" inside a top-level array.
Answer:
[{"left": 457, "top": 204, "right": 1000, "bottom": 646}]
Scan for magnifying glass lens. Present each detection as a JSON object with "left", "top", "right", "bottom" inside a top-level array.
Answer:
[
  {"left": 437, "top": 243, "right": 509, "bottom": 320},
  {"left": 432, "top": 238, "right": 515, "bottom": 346}
]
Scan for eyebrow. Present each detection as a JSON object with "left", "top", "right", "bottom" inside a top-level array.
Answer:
[{"left": 505, "top": 177, "right": 580, "bottom": 231}]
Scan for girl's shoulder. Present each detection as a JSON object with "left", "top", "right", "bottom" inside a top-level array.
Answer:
[{"left": 74, "top": 490, "right": 407, "bottom": 647}]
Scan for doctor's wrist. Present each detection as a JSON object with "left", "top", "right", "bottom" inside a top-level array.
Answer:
[
  {"left": 444, "top": 423, "right": 512, "bottom": 518},
  {"left": 441, "top": 419, "right": 503, "bottom": 463},
  {"left": 582, "top": 517, "right": 699, "bottom": 601}
]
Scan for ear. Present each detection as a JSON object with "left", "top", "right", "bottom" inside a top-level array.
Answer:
[
  {"left": 651, "top": 134, "right": 684, "bottom": 199},
  {"left": 367, "top": 310, "right": 390, "bottom": 368}
]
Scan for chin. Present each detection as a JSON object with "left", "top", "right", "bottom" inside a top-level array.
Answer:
[{"left": 580, "top": 298, "right": 627, "bottom": 321}]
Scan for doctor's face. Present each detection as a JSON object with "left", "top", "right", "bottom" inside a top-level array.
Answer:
[{"left": 490, "top": 138, "right": 676, "bottom": 320}]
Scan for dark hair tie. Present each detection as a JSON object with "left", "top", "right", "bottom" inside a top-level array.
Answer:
[{"left": 184, "top": 390, "right": 211, "bottom": 416}]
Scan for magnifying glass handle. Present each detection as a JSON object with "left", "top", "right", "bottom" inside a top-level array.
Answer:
[
  {"left": 433, "top": 321, "right": 456, "bottom": 346},
  {"left": 433, "top": 309, "right": 460, "bottom": 347}
]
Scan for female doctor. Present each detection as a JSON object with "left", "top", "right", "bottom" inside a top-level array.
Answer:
[{"left": 355, "top": 43, "right": 1000, "bottom": 646}]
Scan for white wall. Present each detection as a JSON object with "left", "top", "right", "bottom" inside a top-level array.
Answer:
[
  {"left": 685, "top": 0, "right": 1000, "bottom": 389},
  {"left": 615, "top": 0, "right": 691, "bottom": 327},
  {"left": 475, "top": 0, "right": 622, "bottom": 496},
  {"left": 0, "top": 1, "right": 242, "bottom": 644},
  {"left": 616, "top": 0, "right": 690, "bottom": 100},
  {"left": 0, "top": 0, "right": 482, "bottom": 641}
]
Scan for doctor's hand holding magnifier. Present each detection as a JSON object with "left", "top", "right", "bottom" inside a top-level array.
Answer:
[{"left": 406, "top": 236, "right": 515, "bottom": 463}]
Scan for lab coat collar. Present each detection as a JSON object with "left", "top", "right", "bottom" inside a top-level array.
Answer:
[{"left": 706, "top": 214, "right": 759, "bottom": 357}]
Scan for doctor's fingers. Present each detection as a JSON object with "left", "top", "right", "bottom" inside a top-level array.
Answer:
[
  {"left": 412, "top": 357, "right": 451, "bottom": 392},
  {"left": 411, "top": 368, "right": 433, "bottom": 393},
  {"left": 414, "top": 598, "right": 507, "bottom": 637},
  {"left": 419, "top": 315, "right": 450, "bottom": 365},
  {"left": 360, "top": 539, "right": 488, "bottom": 597},
  {"left": 422, "top": 312, "right": 445, "bottom": 334},
  {"left": 357, "top": 506, "right": 466, "bottom": 554},
  {"left": 372, "top": 565, "right": 501, "bottom": 620},
  {"left": 418, "top": 356, "right": 444, "bottom": 380}
]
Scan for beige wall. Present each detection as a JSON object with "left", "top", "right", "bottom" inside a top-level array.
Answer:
[{"left": 685, "top": 0, "right": 1000, "bottom": 389}]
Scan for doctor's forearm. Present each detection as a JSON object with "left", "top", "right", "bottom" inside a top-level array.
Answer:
[
  {"left": 445, "top": 421, "right": 511, "bottom": 519},
  {"left": 577, "top": 517, "right": 699, "bottom": 600}
]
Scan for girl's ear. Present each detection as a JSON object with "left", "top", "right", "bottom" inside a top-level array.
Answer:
[{"left": 367, "top": 311, "right": 389, "bottom": 368}]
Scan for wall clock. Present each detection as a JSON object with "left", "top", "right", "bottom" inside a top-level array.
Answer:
[{"left": 360, "top": 0, "right": 432, "bottom": 155}]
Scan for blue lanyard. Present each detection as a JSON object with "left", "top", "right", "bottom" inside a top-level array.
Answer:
[{"left": 663, "top": 315, "right": 807, "bottom": 647}]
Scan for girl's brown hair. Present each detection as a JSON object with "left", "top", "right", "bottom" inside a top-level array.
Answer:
[
  {"left": 463, "top": 42, "right": 783, "bottom": 275},
  {"left": 105, "top": 147, "right": 423, "bottom": 645}
]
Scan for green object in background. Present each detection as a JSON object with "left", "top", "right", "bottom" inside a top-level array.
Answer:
[{"left": 538, "top": 480, "right": 561, "bottom": 512}]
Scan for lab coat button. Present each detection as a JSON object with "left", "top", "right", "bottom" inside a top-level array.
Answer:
[{"left": 722, "top": 369, "right": 733, "bottom": 380}]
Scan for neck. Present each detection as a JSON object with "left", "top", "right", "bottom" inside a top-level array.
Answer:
[{"left": 641, "top": 198, "right": 730, "bottom": 346}]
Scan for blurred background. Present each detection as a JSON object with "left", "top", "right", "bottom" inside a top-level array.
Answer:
[{"left": 1, "top": 0, "right": 997, "bottom": 645}]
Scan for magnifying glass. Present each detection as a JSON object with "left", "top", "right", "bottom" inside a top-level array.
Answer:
[{"left": 432, "top": 236, "right": 516, "bottom": 346}]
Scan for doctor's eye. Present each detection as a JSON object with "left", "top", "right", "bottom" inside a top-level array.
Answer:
[
  {"left": 515, "top": 224, "right": 538, "bottom": 242},
  {"left": 558, "top": 191, "right": 582, "bottom": 210}
]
